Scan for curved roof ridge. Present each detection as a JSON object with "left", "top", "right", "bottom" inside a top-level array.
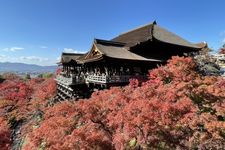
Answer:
[
  {"left": 95, "top": 38, "right": 126, "bottom": 46},
  {"left": 95, "top": 41, "right": 162, "bottom": 62},
  {"left": 111, "top": 21, "right": 155, "bottom": 41},
  {"left": 62, "top": 52, "right": 84, "bottom": 55}
]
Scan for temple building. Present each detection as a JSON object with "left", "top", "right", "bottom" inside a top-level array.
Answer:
[{"left": 55, "top": 21, "right": 207, "bottom": 101}]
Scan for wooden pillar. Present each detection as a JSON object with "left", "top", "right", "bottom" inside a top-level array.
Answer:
[{"left": 104, "top": 67, "right": 108, "bottom": 76}]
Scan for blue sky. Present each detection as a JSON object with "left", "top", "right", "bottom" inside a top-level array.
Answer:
[{"left": 0, "top": 0, "right": 224, "bottom": 66}]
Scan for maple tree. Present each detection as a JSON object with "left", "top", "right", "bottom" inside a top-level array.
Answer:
[
  {"left": 0, "top": 75, "right": 57, "bottom": 150},
  {"left": 219, "top": 48, "right": 225, "bottom": 54},
  {"left": 0, "top": 57, "right": 225, "bottom": 149},
  {"left": 22, "top": 56, "right": 225, "bottom": 149},
  {"left": 0, "top": 117, "right": 11, "bottom": 150}
]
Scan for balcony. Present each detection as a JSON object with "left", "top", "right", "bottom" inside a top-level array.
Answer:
[
  {"left": 86, "top": 75, "right": 134, "bottom": 84},
  {"left": 107, "top": 75, "right": 132, "bottom": 83},
  {"left": 55, "top": 74, "right": 85, "bottom": 86}
]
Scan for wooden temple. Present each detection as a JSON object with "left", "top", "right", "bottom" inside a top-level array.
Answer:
[{"left": 55, "top": 21, "right": 207, "bottom": 101}]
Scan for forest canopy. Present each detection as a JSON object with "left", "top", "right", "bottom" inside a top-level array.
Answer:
[{"left": 0, "top": 56, "right": 225, "bottom": 150}]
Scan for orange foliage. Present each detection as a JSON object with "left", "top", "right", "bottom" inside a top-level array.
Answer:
[
  {"left": 0, "top": 76, "right": 57, "bottom": 149},
  {"left": 23, "top": 56, "right": 225, "bottom": 149},
  {"left": 0, "top": 117, "right": 11, "bottom": 150},
  {"left": 1, "top": 57, "right": 225, "bottom": 149}
]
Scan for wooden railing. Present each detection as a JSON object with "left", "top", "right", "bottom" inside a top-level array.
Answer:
[
  {"left": 86, "top": 75, "right": 107, "bottom": 83},
  {"left": 86, "top": 75, "right": 133, "bottom": 84},
  {"left": 108, "top": 75, "right": 131, "bottom": 83},
  {"left": 56, "top": 72, "right": 147, "bottom": 85},
  {"left": 55, "top": 75, "right": 85, "bottom": 85}
]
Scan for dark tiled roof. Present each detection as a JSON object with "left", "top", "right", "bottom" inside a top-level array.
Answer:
[
  {"left": 112, "top": 23, "right": 154, "bottom": 47},
  {"left": 60, "top": 22, "right": 207, "bottom": 65},
  {"left": 61, "top": 52, "right": 84, "bottom": 64},
  {"left": 94, "top": 38, "right": 126, "bottom": 47},
  {"left": 194, "top": 42, "right": 208, "bottom": 48},
  {"left": 76, "top": 52, "right": 88, "bottom": 62},
  {"left": 112, "top": 21, "right": 202, "bottom": 49},
  {"left": 81, "top": 39, "right": 162, "bottom": 63},
  {"left": 153, "top": 25, "right": 200, "bottom": 49}
]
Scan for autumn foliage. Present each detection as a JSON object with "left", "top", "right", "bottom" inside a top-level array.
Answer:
[
  {"left": 19, "top": 56, "right": 225, "bottom": 150},
  {"left": 0, "top": 57, "right": 225, "bottom": 149},
  {"left": 0, "top": 117, "right": 11, "bottom": 150},
  {"left": 219, "top": 48, "right": 225, "bottom": 54},
  {"left": 0, "top": 75, "right": 57, "bottom": 150}
]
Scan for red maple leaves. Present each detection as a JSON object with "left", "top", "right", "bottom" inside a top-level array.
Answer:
[
  {"left": 22, "top": 56, "right": 225, "bottom": 149},
  {"left": 1, "top": 56, "right": 225, "bottom": 149},
  {"left": 0, "top": 117, "right": 11, "bottom": 150},
  {"left": 0, "top": 76, "right": 57, "bottom": 150}
]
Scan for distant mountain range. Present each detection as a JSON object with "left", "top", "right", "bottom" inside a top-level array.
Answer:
[{"left": 0, "top": 62, "right": 57, "bottom": 73}]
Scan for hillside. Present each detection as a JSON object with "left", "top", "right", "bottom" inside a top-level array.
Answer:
[
  {"left": 0, "top": 56, "right": 224, "bottom": 150},
  {"left": 0, "top": 62, "right": 57, "bottom": 73}
]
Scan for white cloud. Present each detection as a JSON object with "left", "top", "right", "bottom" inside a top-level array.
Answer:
[
  {"left": 40, "top": 46, "right": 48, "bottom": 49},
  {"left": 0, "top": 54, "right": 8, "bottom": 60},
  {"left": 0, "top": 54, "right": 55, "bottom": 66},
  {"left": 2, "top": 47, "right": 24, "bottom": 52},
  {"left": 63, "top": 48, "right": 78, "bottom": 53},
  {"left": 19, "top": 56, "right": 49, "bottom": 62},
  {"left": 0, "top": 55, "right": 15, "bottom": 62},
  {"left": 0, "top": 54, "right": 6, "bottom": 58}
]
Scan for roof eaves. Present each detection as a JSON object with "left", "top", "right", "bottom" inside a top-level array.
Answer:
[{"left": 152, "top": 25, "right": 201, "bottom": 49}]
